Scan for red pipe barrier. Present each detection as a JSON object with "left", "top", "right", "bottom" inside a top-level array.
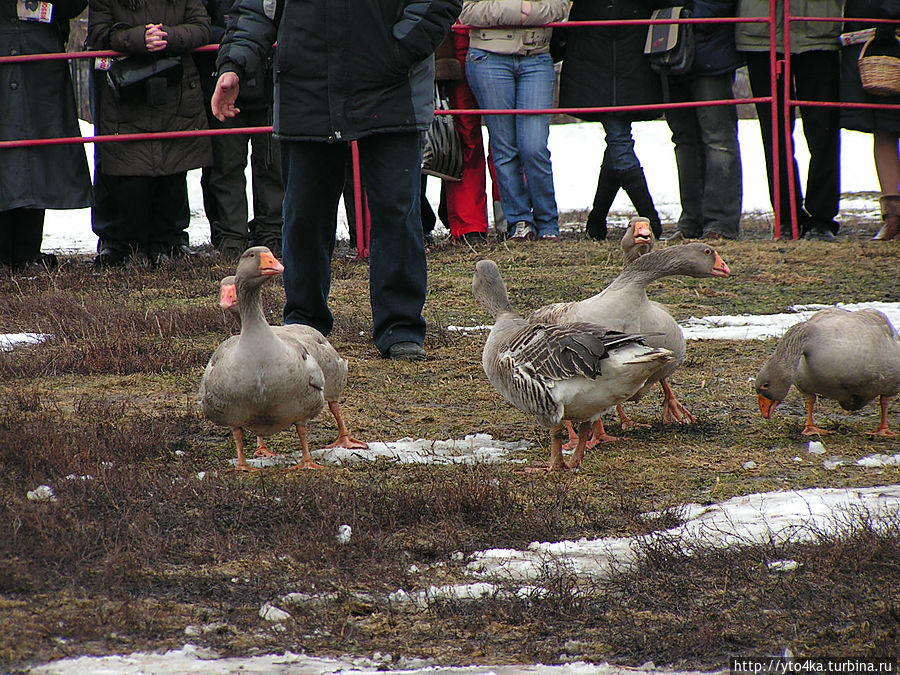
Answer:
[{"left": 2, "top": 13, "right": 897, "bottom": 252}]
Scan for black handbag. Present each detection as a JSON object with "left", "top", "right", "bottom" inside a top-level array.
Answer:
[
  {"left": 422, "top": 82, "right": 463, "bottom": 182},
  {"left": 107, "top": 54, "right": 183, "bottom": 105}
]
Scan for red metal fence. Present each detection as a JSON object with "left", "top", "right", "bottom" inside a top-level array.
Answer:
[{"left": 3, "top": 10, "right": 899, "bottom": 258}]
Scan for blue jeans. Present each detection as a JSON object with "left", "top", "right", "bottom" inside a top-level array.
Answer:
[
  {"left": 465, "top": 49, "right": 559, "bottom": 237},
  {"left": 665, "top": 73, "right": 743, "bottom": 239},
  {"left": 280, "top": 132, "right": 427, "bottom": 355},
  {"left": 597, "top": 115, "right": 642, "bottom": 174}
]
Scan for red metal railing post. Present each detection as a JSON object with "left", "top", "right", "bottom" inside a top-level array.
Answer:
[
  {"left": 781, "top": 0, "right": 801, "bottom": 240},
  {"left": 350, "top": 140, "right": 369, "bottom": 260}
]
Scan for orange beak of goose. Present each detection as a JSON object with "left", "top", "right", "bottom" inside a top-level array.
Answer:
[
  {"left": 219, "top": 283, "right": 237, "bottom": 310},
  {"left": 758, "top": 394, "right": 779, "bottom": 419},
  {"left": 633, "top": 219, "right": 653, "bottom": 245},
  {"left": 258, "top": 251, "right": 285, "bottom": 276},
  {"left": 711, "top": 253, "right": 730, "bottom": 277}
]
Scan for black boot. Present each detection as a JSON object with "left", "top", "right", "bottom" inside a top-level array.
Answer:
[
  {"left": 619, "top": 166, "right": 662, "bottom": 238},
  {"left": 585, "top": 164, "right": 619, "bottom": 241}
]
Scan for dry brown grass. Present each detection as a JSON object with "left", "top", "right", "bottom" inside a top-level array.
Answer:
[{"left": 1, "top": 211, "right": 899, "bottom": 670}]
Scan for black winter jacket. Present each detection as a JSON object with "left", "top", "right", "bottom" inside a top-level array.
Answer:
[
  {"left": 0, "top": 0, "right": 92, "bottom": 210},
  {"left": 678, "top": 0, "right": 742, "bottom": 79},
  {"left": 216, "top": 0, "right": 462, "bottom": 142},
  {"left": 556, "top": 0, "right": 667, "bottom": 123}
]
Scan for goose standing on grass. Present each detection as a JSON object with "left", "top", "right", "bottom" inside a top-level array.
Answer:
[
  {"left": 219, "top": 276, "right": 367, "bottom": 452},
  {"left": 530, "top": 242, "right": 730, "bottom": 443},
  {"left": 199, "top": 247, "right": 326, "bottom": 471},
  {"left": 472, "top": 259, "right": 673, "bottom": 470},
  {"left": 755, "top": 308, "right": 900, "bottom": 437}
]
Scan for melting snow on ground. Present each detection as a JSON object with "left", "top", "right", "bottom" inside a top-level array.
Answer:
[{"left": 27, "top": 484, "right": 900, "bottom": 675}]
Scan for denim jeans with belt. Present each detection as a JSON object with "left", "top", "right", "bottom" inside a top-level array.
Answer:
[{"left": 465, "top": 48, "right": 559, "bottom": 237}]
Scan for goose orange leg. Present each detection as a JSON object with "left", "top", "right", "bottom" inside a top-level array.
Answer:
[
  {"left": 801, "top": 395, "right": 832, "bottom": 436},
  {"left": 865, "top": 396, "right": 896, "bottom": 437},
  {"left": 324, "top": 401, "right": 368, "bottom": 449},
  {"left": 523, "top": 424, "right": 569, "bottom": 472},
  {"left": 566, "top": 421, "right": 594, "bottom": 469},
  {"left": 286, "top": 423, "right": 326, "bottom": 470},
  {"left": 660, "top": 379, "right": 696, "bottom": 424},
  {"left": 253, "top": 436, "right": 281, "bottom": 457},
  {"left": 617, "top": 404, "right": 649, "bottom": 431},
  {"left": 562, "top": 418, "right": 624, "bottom": 450},
  {"left": 230, "top": 427, "right": 258, "bottom": 472}
]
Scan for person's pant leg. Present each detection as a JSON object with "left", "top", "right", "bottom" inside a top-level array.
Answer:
[
  {"left": 692, "top": 73, "right": 742, "bottom": 238},
  {"left": 445, "top": 76, "right": 489, "bottom": 237},
  {"left": 514, "top": 53, "right": 558, "bottom": 237},
  {"left": 358, "top": 131, "right": 427, "bottom": 354},
  {"left": 664, "top": 80, "right": 705, "bottom": 238},
  {"left": 745, "top": 52, "right": 806, "bottom": 232},
  {"left": 247, "top": 107, "right": 285, "bottom": 246},
  {"left": 793, "top": 50, "right": 840, "bottom": 230},
  {"left": 148, "top": 172, "right": 191, "bottom": 253},
  {"left": 281, "top": 140, "right": 346, "bottom": 336},
  {"left": 466, "top": 49, "right": 530, "bottom": 228},
  {"left": 205, "top": 114, "right": 251, "bottom": 248}
]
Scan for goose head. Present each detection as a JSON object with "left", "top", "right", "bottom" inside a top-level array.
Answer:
[
  {"left": 628, "top": 242, "right": 730, "bottom": 279},
  {"left": 234, "top": 246, "right": 284, "bottom": 294},
  {"left": 219, "top": 275, "right": 237, "bottom": 311},
  {"left": 621, "top": 217, "right": 655, "bottom": 265},
  {"left": 754, "top": 358, "right": 794, "bottom": 418}
]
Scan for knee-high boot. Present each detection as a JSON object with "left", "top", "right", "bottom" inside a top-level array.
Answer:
[
  {"left": 619, "top": 166, "right": 661, "bottom": 238},
  {"left": 585, "top": 163, "right": 620, "bottom": 241},
  {"left": 874, "top": 195, "right": 900, "bottom": 240}
]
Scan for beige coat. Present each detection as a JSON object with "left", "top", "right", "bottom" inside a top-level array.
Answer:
[
  {"left": 734, "top": 0, "right": 842, "bottom": 54},
  {"left": 460, "top": 0, "right": 570, "bottom": 55}
]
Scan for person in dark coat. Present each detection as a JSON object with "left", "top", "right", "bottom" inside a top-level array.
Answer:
[
  {"left": 556, "top": 0, "right": 667, "bottom": 240},
  {"left": 88, "top": 0, "right": 213, "bottom": 266},
  {"left": 664, "top": 0, "right": 743, "bottom": 241},
  {"left": 840, "top": 0, "right": 900, "bottom": 240},
  {"left": 196, "top": 0, "right": 283, "bottom": 260},
  {"left": 212, "top": 0, "right": 462, "bottom": 361},
  {"left": 0, "top": 0, "right": 92, "bottom": 270}
]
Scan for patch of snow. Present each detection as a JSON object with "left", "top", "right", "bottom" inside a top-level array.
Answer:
[
  {"left": 26, "top": 485, "right": 57, "bottom": 502},
  {"left": 258, "top": 602, "right": 291, "bottom": 622},
  {"left": 0, "top": 333, "right": 49, "bottom": 351},
  {"left": 807, "top": 441, "right": 826, "bottom": 455},
  {"left": 336, "top": 524, "right": 352, "bottom": 544},
  {"left": 856, "top": 453, "right": 900, "bottom": 468},
  {"left": 767, "top": 559, "right": 801, "bottom": 572}
]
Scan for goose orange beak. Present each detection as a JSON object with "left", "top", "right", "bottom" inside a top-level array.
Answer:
[
  {"left": 633, "top": 219, "right": 653, "bottom": 245},
  {"left": 711, "top": 253, "right": 730, "bottom": 277},
  {"left": 758, "top": 394, "right": 779, "bottom": 419},
  {"left": 219, "top": 283, "right": 237, "bottom": 310},
  {"left": 259, "top": 251, "right": 285, "bottom": 276}
]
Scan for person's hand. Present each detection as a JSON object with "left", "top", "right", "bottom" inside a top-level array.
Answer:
[
  {"left": 521, "top": 0, "right": 531, "bottom": 21},
  {"left": 145, "top": 23, "right": 168, "bottom": 52},
  {"left": 211, "top": 71, "right": 240, "bottom": 121}
]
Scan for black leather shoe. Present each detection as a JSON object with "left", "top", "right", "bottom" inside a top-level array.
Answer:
[
  {"left": 387, "top": 341, "right": 426, "bottom": 361},
  {"left": 94, "top": 248, "right": 126, "bottom": 269},
  {"left": 803, "top": 228, "right": 836, "bottom": 242}
]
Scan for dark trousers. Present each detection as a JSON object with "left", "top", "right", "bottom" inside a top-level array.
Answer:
[
  {"left": 665, "top": 72, "right": 743, "bottom": 239},
  {"left": 0, "top": 208, "right": 45, "bottom": 266},
  {"left": 745, "top": 50, "right": 841, "bottom": 234},
  {"left": 92, "top": 172, "right": 190, "bottom": 255},
  {"left": 280, "top": 132, "right": 427, "bottom": 355},
  {"left": 201, "top": 106, "right": 284, "bottom": 250}
]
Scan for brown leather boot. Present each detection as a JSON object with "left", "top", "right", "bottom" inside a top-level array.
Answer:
[{"left": 874, "top": 195, "right": 900, "bottom": 240}]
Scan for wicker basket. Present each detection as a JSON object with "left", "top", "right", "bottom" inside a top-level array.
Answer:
[{"left": 858, "top": 36, "right": 900, "bottom": 96}]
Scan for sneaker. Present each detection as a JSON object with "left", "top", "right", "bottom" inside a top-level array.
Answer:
[
  {"left": 387, "top": 341, "right": 426, "bottom": 362},
  {"left": 509, "top": 221, "right": 535, "bottom": 241}
]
